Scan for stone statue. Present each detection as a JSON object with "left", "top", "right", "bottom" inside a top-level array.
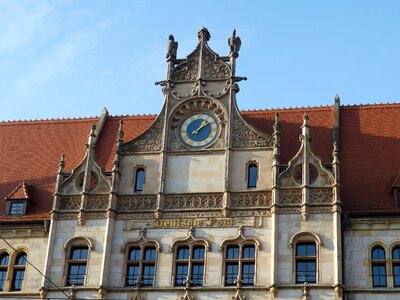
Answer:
[
  {"left": 228, "top": 29, "right": 241, "bottom": 57},
  {"left": 166, "top": 34, "right": 178, "bottom": 61}
]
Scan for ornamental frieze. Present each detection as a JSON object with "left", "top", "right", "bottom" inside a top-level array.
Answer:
[
  {"left": 163, "top": 193, "right": 223, "bottom": 210},
  {"left": 309, "top": 188, "right": 333, "bottom": 204},
  {"left": 230, "top": 191, "right": 272, "bottom": 208},
  {"left": 59, "top": 196, "right": 81, "bottom": 210},
  {"left": 117, "top": 195, "right": 158, "bottom": 211},
  {"left": 279, "top": 189, "right": 302, "bottom": 205},
  {"left": 86, "top": 195, "right": 108, "bottom": 210}
]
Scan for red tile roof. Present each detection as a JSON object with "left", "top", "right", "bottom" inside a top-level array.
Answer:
[{"left": 0, "top": 103, "right": 399, "bottom": 220}]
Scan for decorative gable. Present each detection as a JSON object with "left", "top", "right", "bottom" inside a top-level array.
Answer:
[{"left": 5, "top": 181, "right": 31, "bottom": 216}]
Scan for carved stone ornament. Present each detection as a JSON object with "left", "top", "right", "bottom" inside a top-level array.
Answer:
[
  {"left": 219, "top": 226, "right": 261, "bottom": 252},
  {"left": 86, "top": 195, "right": 108, "bottom": 210},
  {"left": 232, "top": 290, "right": 247, "bottom": 300},
  {"left": 232, "top": 111, "right": 273, "bottom": 148},
  {"left": 117, "top": 195, "right": 158, "bottom": 211},
  {"left": 202, "top": 47, "right": 230, "bottom": 80},
  {"left": 164, "top": 193, "right": 223, "bottom": 210},
  {"left": 279, "top": 189, "right": 302, "bottom": 205},
  {"left": 59, "top": 196, "right": 81, "bottom": 210},
  {"left": 309, "top": 188, "right": 332, "bottom": 204},
  {"left": 169, "top": 227, "right": 211, "bottom": 252},
  {"left": 174, "top": 55, "right": 199, "bottom": 81},
  {"left": 230, "top": 191, "right": 272, "bottom": 208},
  {"left": 180, "top": 290, "right": 194, "bottom": 300},
  {"left": 121, "top": 111, "right": 164, "bottom": 153}
]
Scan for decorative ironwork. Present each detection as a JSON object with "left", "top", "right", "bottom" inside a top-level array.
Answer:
[
  {"left": 164, "top": 193, "right": 223, "bottom": 210},
  {"left": 230, "top": 192, "right": 272, "bottom": 208},
  {"left": 117, "top": 195, "right": 158, "bottom": 211}
]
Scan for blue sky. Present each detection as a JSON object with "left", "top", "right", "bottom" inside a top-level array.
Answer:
[{"left": 1, "top": 0, "right": 399, "bottom": 121}]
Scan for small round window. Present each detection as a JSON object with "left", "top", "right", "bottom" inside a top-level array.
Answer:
[
  {"left": 76, "top": 171, "right": 98, "bottom": 191},
  {"left": 293, "top": 163, "right": 318, "bottom": 185}
]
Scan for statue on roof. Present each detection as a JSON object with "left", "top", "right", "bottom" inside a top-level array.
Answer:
[
  {"left": 228, "top": 29, "right": 241, "bottom": 58},
  {"left": 166, "top": 34, "right": 178, "bottom": 62}
]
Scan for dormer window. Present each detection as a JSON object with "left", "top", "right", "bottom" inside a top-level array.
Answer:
[{"left": 4, "top": 182, "right": 31, "bottom": 216}]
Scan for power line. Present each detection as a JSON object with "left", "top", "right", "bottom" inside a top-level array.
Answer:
[{"left": 0, "top": 233, "right": 70, "bottom": 299}]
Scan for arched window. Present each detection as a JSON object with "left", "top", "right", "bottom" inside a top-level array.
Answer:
[
  {"left": 295, "top": 242, "right": 316, "bottom": 283},
  {"left": 126, "top": 245, "right": 157, "bottom": 287},
  {"left": 247, "top": 163, "right": 258, "bottom": 188},
  {"left": 0, "top": 253, "right": 9, "bottom": 291},
  {"left": 225, "top": 244, "right": 255, "bottom": 286},
  {"left": 134, "top": 168, "right": 145, "bottom": 192},
  {"left": 393, "top": 246, "right": 400, "bottom": 287},
  {"left": 67, "top": 247, "right": 88, "bottom": 286},
  {"left": 174, "top": 245, "right": 205, "bottom": 286},
  {"left": 11, "top": 252, "right": 27, "bottom": 291},
  {"left": 371, "top": 246, "right": 386, "bottom": 287}
]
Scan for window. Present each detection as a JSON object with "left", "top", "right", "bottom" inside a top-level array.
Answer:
[
  {"left": 11, "top": 252, "right": 27, "bottom": 291},
  {"left": 393, "top": 246, "right": 400, "bottom": 287},
  {"left": 225, "top": 244, "right": 255, "bottom": 286},
  {"left": 126, "top": 246, "right": 157, "bottom": 287},
  {"left": 174, "top": 245, "right": 205, "bottom": 286},
  {"left": 0, "top": 253, "right": 9, "bottom": 291},
  {"left": 247, "top": 163, "right": 258, "bottom": 188},
  {"left": 67, "top": 247, "right": 88, "bottom": 286},
  {"left": 134, "top": 168, "right": 145, "bottom": 192},
  {"left": 295, "top": 242, "right": 316, "bottom": 284},
  {"left": 371, "top": 246, "right": 386, "bottom": 287},
  {"left": 9, "top": 202, "right": 24, "bottom": 215}
]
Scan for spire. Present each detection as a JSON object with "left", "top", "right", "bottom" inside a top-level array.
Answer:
[
  {"left": 116, "top": 119, "right": 124, "bottom": 149},
  {"left": 88, "top": 123, "right": 96, "bottom": 147},
  {"left": 301, "top": 113, "right": 310, "bottom": 142},
  {"left": 58, "top": 153, "right": 65, "bottom": 174},
  {"left": 273, "top": 112, "right": 280, "bottom": 164}
]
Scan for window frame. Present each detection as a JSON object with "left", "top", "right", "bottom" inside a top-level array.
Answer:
[
  {"left": 0, "top": 252, "right": 10, "bottom": 292},
  {"left": 295, "top": 242, "right": 317, "bottom": 284},
  {"left": 66, "top": 246, "right": 89, "bottom": 286},
  {"left": 125, "top": 244, "right": 158, "bottom": 287},
  {"left": 5, "top": 200, "right": 29, "bottom": 216},
  {"left": 134, "top": 165, "right": 146, "bottom": 193},
  {"left": 245, "top": 161, "right": 259, "bottom": 189},
  {"left": 392, "top": 245, "right": 400, "bottom": 288},
  {"left": 10, "top": 252, "right": 27, "bottom": 291},
  {"left": 370, "top": 245, "right": 387, "bottom": 287},
  {"left": 224, "top": 243, "right": 256, "bottom": 286},
  {"left": 173, "top": 244, "right": 206, "bottom": 287}
]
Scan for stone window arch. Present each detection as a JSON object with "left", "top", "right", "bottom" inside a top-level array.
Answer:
[
  {"left": 219, "top": 227, "right": 261, "bottom": 286},
  {"left": 10, "top": 250, "right": 27, "bottom": 291},
  {"left": 0, "top": 250, "right": 10, "bottom": 291},
  {"left": 169, "top": 228, "right": 211, "bottom": 287},
  {"left": 289, "top": 231, "right": 322, "bottom": 284}
]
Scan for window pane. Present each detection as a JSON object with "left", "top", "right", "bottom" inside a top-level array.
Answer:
[
  {"left": 372, "top": 264, "right": 386, "bottom": 287},
  {"left": 126, "top": 265, "right": 139, "bottom": 286},
  {"left": 67, "top": 264, "right": 86, "bottom": 285},
  {"left": 177, "top": 246, "right": 190, "bottom": 260},
  {"left": 372, "top": 246, "right": 385, "bottom": 260},
  {"left": 135, "top": 169, "right": 145, "bottom": 192},
  {"left": 226, "top": 246, "right": 239, "bottom": 259},
  {"left": 393, "top": 247, "right": 400, "bottom": 260},
  {"left": 11, "top": 269, "right": 25, "bottom": 291},
  {"left": 142, "top": 265, "right": 155, "bottom": 286},
  {"left": 225, "top": 263, "right": 238, "bottom": 285},
  {"left": 144, "top": 247, "right": 156, "bottom": 261},
  {"left": 296, "top": 260, "right": 316, "bottom": 283},
  {"left": 10, "top": 202, "right": 23, "bottom": 215},
  {"left": 191, "top": 263, "right": 204, "bottom": 286},
  {"left": 242, "top": 262, "right": 255, "bottom": 285},
  {"left": 242, "top": 245, "right": 255, "bottom": 259},
  {"left": 175, "top": 264, "right": 188, "bottom": 286},
  {"left": 296, "top": 243, "right": 316, "bottom": 256},
  {"left": 15, "top": 253, "right": 27, "bottom": 266},
  {"left": 394, "top": 264, "right": 400, "bottom": 287},
  {"left": 0, "top": 270, "right": 7, "bottom": 291},
  {"left": 70, "top": 247, "right": 88, "bottom": 260},
  {"left": 0, "top": 254, "right": 9, "bottom": 266},
  {"left": 129, "top": 248, "right": 141, "bottom": 261},
  {"left": 248, "top": 164, "right": 257, "bottom": 188},
  {"left": 193, "top": 246, "right": 205, "bottom": 260}
]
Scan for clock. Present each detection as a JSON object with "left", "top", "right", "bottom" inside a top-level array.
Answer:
[{"left": 180, "top": 112, "right": 219, "bottom": 148}]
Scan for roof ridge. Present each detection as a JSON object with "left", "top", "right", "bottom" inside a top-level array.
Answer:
[
  {"left": 341, "top": 102, "right": 400, "bottom": 109},
  {"left": 241, "top": 105, "right": 334, "bottom": 113}
]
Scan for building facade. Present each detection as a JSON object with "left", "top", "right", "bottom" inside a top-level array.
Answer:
[{"left": 0, "top": 28, "right": 400, "bottom": 300}]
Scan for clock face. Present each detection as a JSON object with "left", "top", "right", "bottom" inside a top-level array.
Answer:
[{"left": 180, "top": 113, "right": 219, "bottom": 148}]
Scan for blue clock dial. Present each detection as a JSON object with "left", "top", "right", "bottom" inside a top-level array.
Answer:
[{"left": 180, "top": 113, "right": 218, "bottom": 148}]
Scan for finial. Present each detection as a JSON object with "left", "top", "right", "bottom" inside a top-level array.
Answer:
[
  {"left": 198, "top": 27, "right": 210, "bottom": 41},
  {"left": 90, "top": 123, "right": 96, "bottom": 137},
  {"left": 166, "top": 34, "right": 178, "bottom": 62},
  {"left": 303, "top": 113, "right": 309, "bottom": 126},
  {"left": 274, "top": 112, "right": 279, "bottom": 126},
  {"left": 117, "top": 119, "right": 124, "bottom": 145},
  {"left": 58, "top": 153, "right": 65, "bottom": 172},
  {"left": 229, "top": 29, "right": 241, "bottom": 58},
  {"left": 335, "top": 94, "right": 340, "bottom": 103}
]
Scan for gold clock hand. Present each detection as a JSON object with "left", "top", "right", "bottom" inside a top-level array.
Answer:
[{"left": 192, "top": 120, "right": 209, "bottom": 134}]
